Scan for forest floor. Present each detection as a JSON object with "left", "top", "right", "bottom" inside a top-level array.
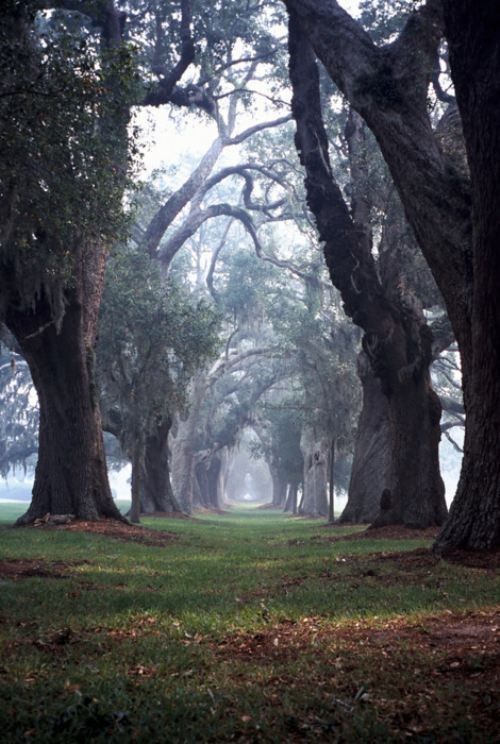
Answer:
[{"left": 0, "top": 505, "right": 499, "bottom": 742}]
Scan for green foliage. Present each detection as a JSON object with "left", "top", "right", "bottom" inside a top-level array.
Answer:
[
  {"left": 251, "top": 399, "right": 304, "bottom": 481},
  {"left": 98, "top": 247, "right": 220, "bottom": 449},
  {"left": 0, "top": 346, "right": 38, "bottom": 477},
  {"left": 358, "top": 0, "right": 424, "bottom": 43},
  {"left": 218, "top": 249, "right": 278, "bottom": 328},
  {"left": 0, "top": 1, "right": 139, "bottom": 309}
]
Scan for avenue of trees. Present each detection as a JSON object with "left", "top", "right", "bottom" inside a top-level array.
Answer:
[{"left": 0, "top": 0, "right": 498, "bottom": 553}]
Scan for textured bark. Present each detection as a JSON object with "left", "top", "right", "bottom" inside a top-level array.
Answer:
[
  {"left": 170, "top": 375, "right": 206, "bottom": 512},
  {"left": 138, "top": 419, "right": 181, "bottom": 514},
  {"left": 6, "top": 260, "right": 122, "bottom": 524},
  {"left": 283, "top": 1, "right": 500, "bottom": 548},
  {"left": 341, "top": 353, "right": 390, "bottom": 523},
  {"left": 372, "top": 359, "right": 447, "bottom": 528},
  {"left": 171, "top": 424, "right": 196, "bottom": 513},
  {"left": 130, "top": 441, "right": 142, "bottom": 524},
  {"left": 284, "top": 481, "right": 300, "bottom": 514},
  {"left": 328, "top": 439, "right": 335, "bottom": 524},
  {"left": 288, "top": 15, "right": 447, "bottom": 527},
  {"left": 286, "top": 0, "right": 472, "bottom": 363},
  {"left": 270, "top": 467, "right": 288, "bottom": 509},
  {"left": 195, "top": 453, "right": 224, "bottom": 510},
  {"left": 434, "top": 2, "right": 500, "bottom": 551},
  {"left": 290, "top": 481, "right": 299, "bottom": 514},
  {"left": 300, "top": 426, "right": 328, "bottom": 517}
]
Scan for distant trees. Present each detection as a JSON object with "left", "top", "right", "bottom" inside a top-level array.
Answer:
[
  {"left": 97, "top": 248, "right": 219, "bottom": 521},
  {"left": 0, "top": 343, "right": 37, "bottom": 477}
]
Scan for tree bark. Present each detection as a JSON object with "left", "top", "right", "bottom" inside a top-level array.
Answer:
[
  {"left": 434, "top": 2, "right": 500, "bottom": 551},
  {"left": 206, "top": 454, "right": 223, "bottom": 509},
  {"left": 130, "top": 441, "right": 142, "bottom": 524},
  {"left": 195, "top": 454, "right": 224, "bottom": 510},
  {"left": 300, "top": 425, "right": 328, "bottom": 517},
  {"left": 372, "top": 352, "right": 447, "bottom": 528},
  {"left": 288, "top": 14, "right": 447, "bottom": 528},
  {"left": 341, "top": 353, "right": 390, "bottom": 523},
  {"left": 138, "top": 418, "right": 181, "bottom": 514},
  {"left": 291, "top": 481, "right": 298, "bottom": 515},
  {"left": 285, "top": 0, "right": 472, "bottom": 360},
  {"left": 270, "top": 466, "right": 288, "bottom": 509},
  {"left": 6, "top": 277, "right": 122, "bottom": 524},
  {"left": 328, "top": 438, "right": 335, "bottom": 524},
  {"left": 283, "top": 481, "right": 299, "bottom": 514},
  {"left": 170, "top": 374, "right": 206, "bottom": 513}
]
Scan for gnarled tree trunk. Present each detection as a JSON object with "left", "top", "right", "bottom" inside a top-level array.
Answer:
[
  {"left": 434, "top": 1, "right": 500, "bottom": 551},
  {"left": 373, "top": 345, "right": 447, "bottom": 527},
  {"left": 138, "top": 418, "right": 181, "bottom": 514},
  {"left": 269, "top": 464, "right": 288, "bottom": 509},
  {"left": 299, "top": 425, "right": 328, "bottom": 517},
  {"left": 171, "top": 375, "right": 205, "bottom": 513},
  {"left": 195, "top": 453, "right": 224, "bottom": 510},
  {"left": 6, "top": 255, "right": 122, "bottom": 523},
  {"left": 283, "top": 480, "right": 299, "bottom": 514},
  {"left": 341, "top": 352, "right": 390, "bottom": 523},
  {"left": 288, "top": 16, "right": 447, "bottom": 528}
]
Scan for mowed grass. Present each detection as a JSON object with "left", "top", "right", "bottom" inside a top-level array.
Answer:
[{"left": 0, "top": 505, "right": 499, "bottom": 742}]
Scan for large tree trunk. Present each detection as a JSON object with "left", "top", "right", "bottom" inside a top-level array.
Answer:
[
  {"left": 288, "top": 17, "right": 446, "bottom": 528},
  {"left": 206, "top": 454, "right": 223, "bottom": 509},
  {"left": 269, "top": 465, "right": 288, "bottom": 509},
  {"left": 171, "top": 427, "right": 196, "bottom": 513},
  {"left": 138, "top": 419, "right": 181, "bottom": 514},
  {"left": 130, "top": 441, "right": 143, "bottom": 524},
  {"left": 283, "top": 481, "right": 299, "bottom": 514},
  {"left": 341, "top": 353, "right": 390, "bottom": 523},
  {"left": 6, "top": 280, "right": 122, "bottom": 524},
  {"left": 170, "top": 375, "right": 205, "bottom": 513},
  {"left": 328, "top": 438, "right": 335, "bottom": 524},
  {"left": 373, "top": 357, "right": 447, "bottom": 528},
  {"left": 286, "top": 1, "right": 500, "bottom": 549},
  {"left": 194, "top": 460, "right": 210, "bottom": 508},
  {"left": 434, "top": 2, "right": 500, "bottom": 552},
  {"left": 299, "top": 426, "right": 328, "bottom": 517},
  {"left": 195, "top": 455, "right": 223, "bottom": 510}
]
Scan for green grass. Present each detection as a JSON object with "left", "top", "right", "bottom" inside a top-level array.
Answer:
[{"left": 0, "top": 506, "right": 499, "bottom": 742}]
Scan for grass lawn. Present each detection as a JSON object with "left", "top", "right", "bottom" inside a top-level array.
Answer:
[{"left": 0, "top": 505, "right": 499, "bottom": 742}]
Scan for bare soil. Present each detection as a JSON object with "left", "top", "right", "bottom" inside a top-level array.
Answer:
[
  {"left": 213, "top": 608, "right": 500, "bottom": 736},
  {"left": 0, "top": 558, "right": 88, "bottom": 580},
  {"left": 325, "top": 524, "right": 440, "bottom": 541},
  {"left": 34, "top": 519, "right": 177, "bottom": 547}
]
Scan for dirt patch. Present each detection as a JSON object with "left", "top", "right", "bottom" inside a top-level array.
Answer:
[
  {"left": 213, "top": 608, "right": 500, "bottom": 738},
  {"left": 324, "top": 548, "right": 498, "bottom": 586},
  {"left": 325, "top": 525, "right": 440, "bottom": 541},
  {"left": 314, "top": 549, "right": 440, "bottom": 588},
  {"left": 49, "top": 519, "right": 176, "bottom": 547},
  {"left": 214, "top": 608, "right": 500, "bottom": 664},
  {"left": 445, "top": 549, "right": 500, "bottom": 571},
  {"left": 364, "top": 546, "right": 500, "bottom": 573},
  {"left": 0, "top": 558, "right": 89, "bottom": 580}
]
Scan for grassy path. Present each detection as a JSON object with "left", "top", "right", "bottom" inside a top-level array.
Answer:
[{"left": 0, "top": 507, "right": 499, "bottom": 741}]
